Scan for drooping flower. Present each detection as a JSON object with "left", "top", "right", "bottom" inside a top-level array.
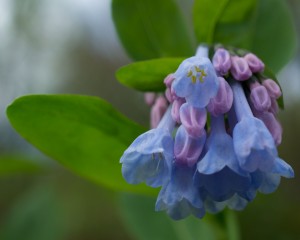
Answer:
[
  {"left": 120, "top": 44, "right": 294, "bottom": 220},
  {"left": 155, "top": 163, "right": 205, "bottom": 220},
  {"left": 195, "top": 115, "right": 251, "bottom": 202},
  {"left": 230, "top": 80, "right": 293, "bottom": 178},
  {"left": 172, "top": 46, "right": 219, "bottom": 108},
  {"left": 120, "top": 107, "right": 175, "bottom": 187}
]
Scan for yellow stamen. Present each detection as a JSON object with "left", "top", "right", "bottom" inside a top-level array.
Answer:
[
  {"left": 187, "top": 70, "right": 193, "bottom": 77},
  {"left": 195, "top": 66, "right": 201, "bottom": 72},
  {"left": 199, "top": 69, "right": 207, "bottom": 83},
  {"left": 192, "top": 75, "right": 197, "bottom": 83}
]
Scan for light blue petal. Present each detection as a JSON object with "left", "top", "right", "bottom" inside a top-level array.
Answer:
[
  {"left": 121, "top": 128, "right": 173, "bottom": 187},
  {"left": 227, "top": 194, "right": 249, "bottom": 211},
  {"left": 204, "top": 198, "right": 226, "bottom": 214},
  {"left": 233, "top": 117, "right": 277, "bottom": 172},
  {"left": 258, "top": 173, "right": 281, "bottom": 194},
  {"left": 172, "top": 76, "right": 193, "bottom": 98},
  {"left": 155, "top": 164, "right": 205, "bottom": 220},
  {"left": 173, "top": 56, "right": 219, "bottom": 108},
  {"left": 271, "top": 158, "right": 294, "bottom": 178},
  {"left": 195, "top": 167, "right": 251, "bottom": 202},
  {"left": 197, "top": 132, "right": 244, "bottom": 175}
]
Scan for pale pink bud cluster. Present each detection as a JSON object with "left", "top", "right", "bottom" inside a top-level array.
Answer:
[
  {"left": 249, "top": 79, "right": 282, "bottom": 146},
  {"left": 212, "top": 48, "right": 265, "bottom": 81}
]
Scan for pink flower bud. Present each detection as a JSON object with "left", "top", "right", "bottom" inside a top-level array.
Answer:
[
  {"left": 213, "top": 48, "right": 231, "bottom": 76},
  {"left": 244, "top": 53, "right": 265, "bottom": 73},
  {"left": 174, "top": 125, "right": 206, "bottom": 167},
  {"left": 144, "top": 93, "right": 156, "bottom": 106},
  {"left": 207, "top": 77, "right": 233, "bottom": 116},
  {"left": 262, "top": 79, "right": 282, "bottom": 99},
  {"left": 164, "top": 74, "right": 175, "bottom": 88},
  {"left": 230, "top": 56, "right": 252, "bottom": 81},
  {"left": 150, "top": 96, "right": 168, "bottom": 128},
  {"left": 269, "top": 98, "right": 279, "bottom": 115},
  {"left": 180, "top": 103, "right": 207, "bottom": 138},
  {"left": 171, "top": 98, "right": 185, "bottom": 123},
  {"left": 250, "top": 84, "right": 271, "bottom": 112}
]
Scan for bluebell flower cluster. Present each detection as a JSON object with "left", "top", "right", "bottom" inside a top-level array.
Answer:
[{"left": 120, "top": 45, "right": 294, "bottom": 220}]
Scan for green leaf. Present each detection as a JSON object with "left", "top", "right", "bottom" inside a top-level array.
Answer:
[
  {"left": 193, "top": 0, "right": 231, "bottom": 44},
  {"left": 116, "top": 58, "right": 184, "bottom": 92},
  {"left": 193, "top": 0, "right": 297, "bottom": 72},
  {"left": 251, "top": 0, "right": 297, "bottom": 72},
  {"left": 0, "top": 156, "right": 42, "bottom": 176},
  {"left": 6, "top": 95, "right": 156, "bottom": 195},
  {"left": 193, "top": 0, "right": 257, "bottom": 46},
  {"left": 118, "top": 193, "right": 240, "bottom": 240},
  {"left": 112, "top": 0, "right": 195, "bottom": 60}
]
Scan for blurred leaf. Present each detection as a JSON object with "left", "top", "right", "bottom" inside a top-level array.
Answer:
[
  {"left": 193, "top": 0, "right": 257, "bottom": 46},
  {"left": 193, "top": 0, "right": 297, "bottom": 72},
  {"left": 118, "top": 193, "right": 240, "bottom": 240},
  {"left": 251, "top": 0, "right": 297, "bottom": 72},
  {"left": 7, "top": 95, "right": 156, "bottom": 195},
  {"left": 112, "top": 0, "right": 195, "bottom": 60},
  {"left": 116, "top": 58, "right": 184, "bottom": 92},
  {"left": 0, "top": 183, "right": 66, "bottom": 240},
  {"left": 0, "top": 156, "right": 42, "bottom": 176},
  {"left": 193, "top": 0, "right": 232, "bottom": 44}
]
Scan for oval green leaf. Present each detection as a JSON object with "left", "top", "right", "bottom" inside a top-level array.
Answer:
[
  {"left": 112, "top": 0, "right": 195, "bottom": 60},
  {"left": 252, "top": 0, "right": 297, "bottom": 72},
  {"left": 116, "top": 58, "right": 184, "bottom": 92},
  {"left": 6, "top": 95, "right": 156, "bottom": 195}
]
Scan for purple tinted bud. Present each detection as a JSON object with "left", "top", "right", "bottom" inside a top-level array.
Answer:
[
  {"left": 230, "top": 56, "right": 252, "bottom": 81},
  {"left": 213, "top": 48, "right": 231, "bottom": 76},
  {"left": 164, "top": 74, "right": 175, "bottom": 88},
  {"left": 244, "top": 53, "right": 265, "bottom": 73},
  {"left": 171, "top": 98, "right": 185, "bottom": 123},
  {"left": 207, "top": 77, "right": 233, "bottom": 116},
  {"left": 170, "top": 87, "right": 179, "bottom": 100},
  {"left": 180, "top": 103, "right": 207, "bottom": 138},
  {"left": 151, "top": 96, "right": 168, "bottom": 128},
  {"left": 165, "top": 88, "right": 173, "bottom": 103},
  {"left": 262, "top": 79, "right": 282, "bottom": 99},
  {"left": 254, "top": 111, "right": 282, "bottom": 146},
  {"left": 164, "top": 74, "right": 177, "bottom": 103},
  {"left": 174, "top": 125, "right": 206, "bottom": 167},
  {"left": 144, "top": 92, "right": 156, "bottom": 106},
  {"left": 269, "top": 98, "right": 279, "bottom": 115},
  {"left": 249, "top": 83, "right": 271, "bottom": 112}
]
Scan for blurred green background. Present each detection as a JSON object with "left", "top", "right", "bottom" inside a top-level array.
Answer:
[{"left": 0, "top": 0, "right": 299, "bottom": 239}]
